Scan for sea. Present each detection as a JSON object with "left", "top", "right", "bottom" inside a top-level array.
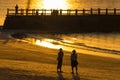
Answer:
[
  {"left": 0, "top": 29, "right": 120, "bottom": 55},
  {"left": 32, "top": 32, "right": 120, "bottom": 54}
]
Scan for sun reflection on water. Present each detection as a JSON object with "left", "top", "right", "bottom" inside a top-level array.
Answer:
[{"left": 35, "top": 39, "right": 61, "bottom": 49}]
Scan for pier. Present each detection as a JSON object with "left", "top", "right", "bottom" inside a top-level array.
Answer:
[
  {"left": 3, "top": 5, "right": 120, "bottom": 33},
  {"left": 7, "top": 6, "right": 120, "bottom": 16}
]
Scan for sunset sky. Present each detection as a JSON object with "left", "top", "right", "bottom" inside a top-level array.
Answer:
[{"left": 0, "top": 0, "right": 120, "bottom": 25}]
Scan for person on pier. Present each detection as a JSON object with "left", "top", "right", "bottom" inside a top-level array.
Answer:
[{"left": 15, "top": 4, "right": 19, "bottom": 15}]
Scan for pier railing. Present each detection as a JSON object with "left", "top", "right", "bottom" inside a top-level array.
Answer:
[{"left": 7, "top": 8, "right": 120, "bottom": 16}]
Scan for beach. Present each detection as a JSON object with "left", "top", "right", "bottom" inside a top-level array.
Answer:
[{"left": 0, "top": 32, "right": 120, "bottom": 80}]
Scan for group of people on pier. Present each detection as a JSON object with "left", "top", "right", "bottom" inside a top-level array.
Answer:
[{"left": 57, "top": 48, "right": 78, "bottom": 74}]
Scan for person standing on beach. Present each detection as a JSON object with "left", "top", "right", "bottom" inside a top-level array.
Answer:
[
  {"left": 71, "top": 50, "right": 78, "bottom": 74},
  {"left": 57, "top": 48, "right": 64, "bottom": 72}
]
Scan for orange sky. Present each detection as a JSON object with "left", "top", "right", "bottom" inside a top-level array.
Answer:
[{"left": 0, "top": 0, "right": 120, "bottom": 25}]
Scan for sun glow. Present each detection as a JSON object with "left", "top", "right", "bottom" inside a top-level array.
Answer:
[
  {"left": 35, "top": 39, "right": 61, "bottom": 49},
  {"left": 43, "top": 0, "right": 68, "bottom": 9}
]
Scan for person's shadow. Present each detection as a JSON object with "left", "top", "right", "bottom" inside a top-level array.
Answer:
[
  {"left": 57, "top": 72, "right": 65, "bottom": 80},
  {"left": 72, "top": 73, "right": 80, "bottom": 80}
]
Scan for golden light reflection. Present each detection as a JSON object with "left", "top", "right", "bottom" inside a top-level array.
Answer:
[
  {"left": 35, "top": 39, "right": 61, "bottom": 49},
  {"left": 62, "top": 40, "right": 74, "bottom": 43},
  {"left": 43, "top": 0, "right": 68, "bottom": 9}
]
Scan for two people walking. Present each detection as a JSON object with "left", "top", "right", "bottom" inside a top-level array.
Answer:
[{"left": 57, "top": 48, "right": 78, "bottom": 74}]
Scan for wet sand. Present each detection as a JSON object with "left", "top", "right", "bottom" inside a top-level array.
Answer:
[{"left": 0, "top": 39, "right": 120, "bottom": 80}]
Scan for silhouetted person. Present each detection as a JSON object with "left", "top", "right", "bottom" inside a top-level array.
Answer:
[
  {"left": 71, "top": 50, "right": 78, "bottom": 74},
  {"left": 57, "top": 48, "right": 64, "bottom": 72},
  {"left": 15, "top": 4, "right": 18, "bottom": 15},
  {"left": 36, "top": 10, "right": 38, "bottom": 16}
]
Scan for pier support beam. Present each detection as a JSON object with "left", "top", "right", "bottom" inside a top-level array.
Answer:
[
  {"left": 106, "top": 8, "right": 108, "bottom": 15},
  {"left": 114, "top": 8, "right": 116, "bottom": 15},
  {"left": 98, "top": 8, "right": 101, "bottom": 15}
]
